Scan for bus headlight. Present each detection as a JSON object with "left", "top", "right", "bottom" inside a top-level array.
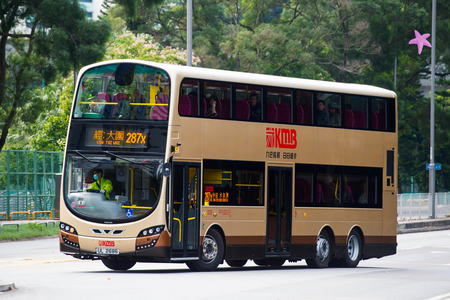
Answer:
[
  {"left": 60, "top": 222, "right": 78, "bottom": 235},
  {"left": 137, "top": 225, "right": 164, "bottom": 237},
  {"left": 136, "top": 225, "right": 165, "bottom": 251},
  {"left": 60, "top": 222, "right": 79, "bottom": 248}
]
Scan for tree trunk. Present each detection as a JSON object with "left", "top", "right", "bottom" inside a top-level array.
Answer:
[
  {"left": 0, "top": 33, "right": 8, "bottom": 108},
  {"left": 0, "top": 100, "right": 18, "bottom": 152}
]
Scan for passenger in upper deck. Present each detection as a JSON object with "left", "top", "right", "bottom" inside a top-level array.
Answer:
[
  {"left": 113, "top": 94, "right": 131, "bottom": 119},
  {"left": 129, "top": 89, "right": 142, "bottom": 120},
  {"left": 249, "top": 93, "right": 261, "bottom": 121},
  {"left": 328, "top": 103, "right": 340, "bottom": 127},
  {"left": 88, "top": 91, "right": 106, "bottom": 116},
  {"left": 206, "top": 95, "right": 221, "bottom": 118},
  {"left": 188, "top": 91, "right": 198, "bottom": 102},
  {"left": 316, "top": 100, "right": 329, "bottom": 126}
]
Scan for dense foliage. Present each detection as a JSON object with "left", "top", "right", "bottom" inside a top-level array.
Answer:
[
  {"left": 0, "top": 0, "right": 111, "bottom": 151},
  {"left": 5, "top": 0, "right": 450, "bottom": 193}
]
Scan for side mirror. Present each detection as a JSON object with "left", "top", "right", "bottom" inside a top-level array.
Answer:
[{"left": 162, "top": 162, "right": 171, "bottom": 177}]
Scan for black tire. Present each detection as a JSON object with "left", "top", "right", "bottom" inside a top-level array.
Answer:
[
  {"left": 327, "top": 258, "right": 344, "bottom": 267},
  {"left": 253, "top": 258, "right": 285, "bottom": 267},
  {"left": 226, "top": 259, "right": 247, "bottom": 267},
  {"left": 186, "top": 228, "right": 224, "bottom": 271},
  {"left": 253, "top": 259, "right": 269, "bottom": 266},
  {"left": 306, "top": 230, "right": 332, "bottom": 268},
  {"left": 267, "top": 258, "right": 285, "bottom": 267},
  {"left": 101, "top": 258, "right": 136, "bottom": 271},
  {"left": 341, "top": 230, "right": 362, "bottom": 268}
]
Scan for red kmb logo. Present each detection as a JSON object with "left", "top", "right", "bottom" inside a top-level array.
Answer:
[
  {"left": 266, "top": 127, "right": 297, "bottom": 149},
  {"left": 98, "top": 240, "right": 115, "bottom": 247}
]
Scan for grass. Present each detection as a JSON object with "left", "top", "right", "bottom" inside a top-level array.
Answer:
[{"left": 0, "top": 222, "right": 60, "bottom": 241}]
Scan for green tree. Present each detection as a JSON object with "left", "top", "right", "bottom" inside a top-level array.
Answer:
[
  {"left": 104, "top": 31, "right": 200, "bottom": 64},
  {"left": 0, "top": 0, "right": 111, "bottom": 152},
  {"left": 28, "top": 77, "right": 73, "bottom": 151},
  {"left": 29, "top": 29, "right": 199, "bottom": 151}
]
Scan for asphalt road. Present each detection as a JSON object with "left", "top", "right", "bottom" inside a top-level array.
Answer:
[{"left": 1, "top": 230, "right": 450, "bottom": 300}]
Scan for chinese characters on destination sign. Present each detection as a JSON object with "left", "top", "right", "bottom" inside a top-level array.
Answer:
[{"left": 85, "top": 127, "right": 148, "bottom": 148}]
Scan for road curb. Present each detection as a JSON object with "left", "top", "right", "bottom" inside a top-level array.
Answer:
[
  {"left": 0, "top": 282, "right": 15, "bottom": 292},
  {"left": 398, "top": 218, "right": 450, "bottom": 234}
]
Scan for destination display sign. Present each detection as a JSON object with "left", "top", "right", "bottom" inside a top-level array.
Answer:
[{"left": 85, "top": 127, "right": 148, "bottom": 148}]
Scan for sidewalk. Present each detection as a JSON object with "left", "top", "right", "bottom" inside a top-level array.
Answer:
[
  {"left": 0, "top": 219, "right": 59, "bottom": 234},
  {"left": 397, "top": 217, "right": 450, "bottom": 234}
]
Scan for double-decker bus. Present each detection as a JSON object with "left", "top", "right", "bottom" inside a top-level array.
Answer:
[{"left": 60, "top": 60, "right": 397, "bottom": 271}]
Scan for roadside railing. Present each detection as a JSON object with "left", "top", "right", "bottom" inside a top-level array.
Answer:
[{"left": 398, "top": 192, "right": 450, "bottom": 220}]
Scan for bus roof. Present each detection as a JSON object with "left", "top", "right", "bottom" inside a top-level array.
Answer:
[{"left": 79, "top": 59, "right": 396, "bottom": 99}]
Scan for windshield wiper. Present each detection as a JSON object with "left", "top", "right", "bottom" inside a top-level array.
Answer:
[
  {"left": 103, "top": 151, "right": 160, "bottom": 173},
  {"left": 104, "top": 151, "right": 146, "bottom": 165},
  {"left": 74, "top": 150, "right": 100, "bottom": 163}
]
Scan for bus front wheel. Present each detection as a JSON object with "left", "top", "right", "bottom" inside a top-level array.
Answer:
[
  {"left": 186, "top": 228, "right": 224, "bottom": 271},
  {"left": 101, "top": 258, "right": 136, "bottom": 271},
  {"left": 306, "top": 231, "right": 332, "bottom": 268}
]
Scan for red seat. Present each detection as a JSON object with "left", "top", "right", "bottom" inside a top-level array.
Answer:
[
  {"left": 353, "top": 110, "right": 367, "bottom": 129},
  {"left": 179, "top": 95, "right": 191, "bottom": 116},
  {"left": 371, "top": 111, "right": 378, "bottom": 130},
  {"left": 377, "top": 111, "right": 386, "bottom": 130},
  {"left": 150, "top": 94, "right": 169, "bottom": 120},
  {"left": 303, "top": 105, "right": 312, "bottom": 125},
  {"left": 98, "top": 92, "right": 110, "bottom": 102},
  {"left": 296, "top": 105, "right": 304, "bottom": 124},
  {"left": 296, "top": 179, "right": 311, "bottom": 203},
  {"left": 106, "top": 93, "right": 127, "bottom": 118},
  {"left": 236, "top": 100, "right": 250, "bottom": 120},
  {"left": 221, "top": 99, "right": 231, "bottom": 119},
  {"left": 317, "top": 183, "right": 324, "bottom": 203},
  {"left": 345, "top": 109, "right": 354, "bottom": 128},
  {"left": 267, "top": 102, "right": 277, "bottom": 122},
  {"left": 277, "top": 103, "right": 291, "bottom": 123}
]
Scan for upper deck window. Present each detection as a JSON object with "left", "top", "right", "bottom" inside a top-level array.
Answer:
[
  {"left": 73, "top": 63, "right": 170, "bottom": 121},
  {"left": 178, "top": 78, "right": 395, "bottom": 133}
]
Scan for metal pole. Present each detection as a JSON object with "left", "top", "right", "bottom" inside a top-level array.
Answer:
[
  {"left": 429, "top": 0, "right": 437, "bottom": 218},
  {"left": 394, "top": 56, "right": 397, "bottom": 90},
  {"left": 187, "top": 0, "right": 192, "bottom": 67}
]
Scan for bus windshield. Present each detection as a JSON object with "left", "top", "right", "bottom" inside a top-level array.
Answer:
[
  {"left": 64, "top": 154, "right": 164, "bottom": 222},
  {"left": 72, "top": 62, "right": 170, "bottom": 120}
]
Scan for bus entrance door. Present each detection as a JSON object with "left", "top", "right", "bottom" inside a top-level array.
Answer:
[
  {"left": 171, "top": 163, "right": 201, "bottom": 259},
  {"left": 266, "top": 167, "right": 292, "bottom": 257}
]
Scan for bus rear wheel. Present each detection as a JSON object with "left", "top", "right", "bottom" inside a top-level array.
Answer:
[
  {"left": 186, "top": 228, "right": 224, "bottom": 271},
  {"left": 101, "top": 258, "right": 136, "bottom": 271},
  {"left": 306, "top": 231, "right": 332, "bottom": 268},
  {"left": 342, "top": 230, "right": 362, "bottom": 268}
]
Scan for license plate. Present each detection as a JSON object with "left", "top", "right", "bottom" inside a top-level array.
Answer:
[{"left": 96, "top": 248, "right": 119, "bottom": 255}]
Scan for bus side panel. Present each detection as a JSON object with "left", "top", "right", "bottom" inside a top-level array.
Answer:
[{"left": 200, "top": 207, "right": 266, "bottom": 260}]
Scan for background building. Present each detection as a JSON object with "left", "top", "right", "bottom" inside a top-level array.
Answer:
[{"left": 80, "top": 0, "right": 105, "bottom": 20}]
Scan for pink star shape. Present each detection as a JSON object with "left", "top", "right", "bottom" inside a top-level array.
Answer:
[{"left": 409, "top": 30, "right": 432, "bottom": 54}]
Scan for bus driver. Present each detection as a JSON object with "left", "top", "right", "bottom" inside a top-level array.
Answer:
[{"left": 89, "top": 169, "right": 114, "bottom": 200}]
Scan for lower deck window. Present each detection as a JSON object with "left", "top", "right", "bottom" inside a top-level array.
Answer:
[
  {"left": 295, "top": 164, "right": 382, "bottom": 208},
  {"left": 203, "top": 160, "right": 264, "bottom": 206}
]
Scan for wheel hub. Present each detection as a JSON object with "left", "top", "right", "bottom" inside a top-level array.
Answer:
[
  {"left": 202, "top": 236, "right": 218, "bottom": 261},
  {"left": 347, "top": 235, "right": 360, "bottom": 261},
  {"left": 316, "top": 235, "right": 330, "bottom": 261}
]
